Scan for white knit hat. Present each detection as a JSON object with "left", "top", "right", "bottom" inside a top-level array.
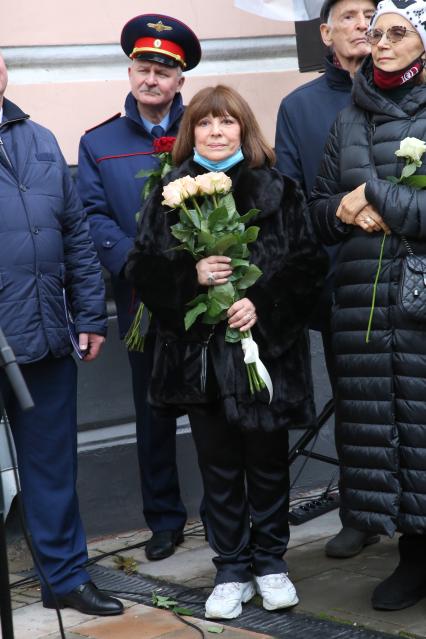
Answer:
[{"left": 371, "top": 0, "right": 426, "bottom": 51}]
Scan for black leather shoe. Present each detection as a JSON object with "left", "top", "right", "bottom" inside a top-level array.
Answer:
[
  {"left": 43, "top": 581, "right": 124, "bottom": 616},
  {"left": 145, "top": 529, "right": 184, "bottom": 561},
  {"left": 372, "top": 562, "right": 426, "bottom": 610},
  {"left": 325, "top": 526, "right": 380, "bottom": 558}
]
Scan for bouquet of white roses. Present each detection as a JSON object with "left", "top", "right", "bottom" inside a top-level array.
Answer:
[{"left": 161, "top": 171, "right": 272, "bottom": 399}]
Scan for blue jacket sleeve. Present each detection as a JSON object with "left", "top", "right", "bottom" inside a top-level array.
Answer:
[
  {"left": 274, "top": 99, "right": 305, "bottom": 189},
  {"left": 58, "top": 147, "right": 107, "bottom": 335},
  {"left": 77, "top": 136, "right": 134, "bottom": 277}
]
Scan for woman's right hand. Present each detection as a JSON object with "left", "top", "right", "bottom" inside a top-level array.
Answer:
[
  {"left": 354, "top": 206, "right": 391, "bottom": 234},
  {"left": 196, "top": 256, "right": 233, "bottom": 286}
]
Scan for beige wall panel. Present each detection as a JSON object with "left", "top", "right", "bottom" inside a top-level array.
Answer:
[
  {"left": 6, "top": 70, "right": 317, "bottom": 165},
  {"left": 2, "top": 0, "right": 292, "bottom": 46}
]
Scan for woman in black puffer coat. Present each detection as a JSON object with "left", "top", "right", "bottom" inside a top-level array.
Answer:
[{"left": 310, "top": 0, "right": 426, "bottom": 613}]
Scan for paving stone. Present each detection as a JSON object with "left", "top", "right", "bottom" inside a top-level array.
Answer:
[
  {"left": 137, "top": 544, "right": 215, "bottom": 582},
  {"left": 73, "top": 604, "right": 273, "bottom": 639},
  {"left": 295, "top": 567, "right": 426, "bottom": 637}
]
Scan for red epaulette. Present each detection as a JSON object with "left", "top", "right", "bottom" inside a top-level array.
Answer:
[{"left": 84, "top": 113, "right": 121, "bottom": 134}]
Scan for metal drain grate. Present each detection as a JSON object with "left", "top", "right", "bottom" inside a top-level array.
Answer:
[{"left": 88, "top": 564, "right": 395, "bottom": 639}]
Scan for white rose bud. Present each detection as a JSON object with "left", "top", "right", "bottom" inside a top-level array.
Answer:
[
  {"left": 395, "top": 137, "right": 426, "bottom": 166},
  {"left": 194, "top": 173, "right": 216, "bottom": 195},
  {"left": 161, "top": 179, "right": 185, "bottom": 208},
  {"left": 180, "top": 175, "right": 199, "bottom": 198}
]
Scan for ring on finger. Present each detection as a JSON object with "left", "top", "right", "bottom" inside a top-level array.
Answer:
[
  {"left": 245, "top": 312, "right": 254, "bottom": 321},
  {"left": 207, "top": 272, "right": 216, "bottom": 285}
]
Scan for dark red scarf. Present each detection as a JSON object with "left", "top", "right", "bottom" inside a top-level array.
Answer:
[{"left": 373, "top": 58, "right": 424, "bottom": 89}]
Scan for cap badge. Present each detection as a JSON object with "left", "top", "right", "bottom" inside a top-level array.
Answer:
[
  {"left": 154, "top": 39, "right": 162, "bottom": 48},
  {"left": 147, "top": 20, "right": 173, "bottom": 33}
]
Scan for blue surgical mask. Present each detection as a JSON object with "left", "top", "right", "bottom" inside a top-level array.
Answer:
[{"left": 193, "top": 147, "right": 244, "bottom": 172}]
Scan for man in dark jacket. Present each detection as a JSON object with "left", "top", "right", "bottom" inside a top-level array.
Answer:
[
  {"left": 275, "top": 0, "right": 379, "bottom": 559},
  {"left": 0, "top": 53, "right": 122, "bottom": 616},
  {"left": 77, "top": 14, "right": 201, "bottom": 561}
]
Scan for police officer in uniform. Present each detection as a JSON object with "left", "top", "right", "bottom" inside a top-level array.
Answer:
[{"left": 77, "top": 15, "right": 201, "bottom": 560}]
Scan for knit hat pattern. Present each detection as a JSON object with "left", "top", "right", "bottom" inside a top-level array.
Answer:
[{"left": 371, "top": 0, "right": 426, "bottom": 51}]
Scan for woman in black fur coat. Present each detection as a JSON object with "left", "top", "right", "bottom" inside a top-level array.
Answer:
[{"left": 126, "top": 85, "right": 327, "bottom": 620}]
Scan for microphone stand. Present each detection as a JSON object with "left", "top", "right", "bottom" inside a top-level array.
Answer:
[
  {"left": 0, "top": 471, "right": 14, "bottom": 639},
  {"left": 0, "top": 327, "right": 34, "bottom": 639}
]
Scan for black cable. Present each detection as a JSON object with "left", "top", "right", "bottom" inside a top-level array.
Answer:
[
  {"left": 173, "top": 611, "right": 206, "bottom": 638},
  {"left": 1, "top": 405, "right": 67, "bottom": 639},
  {"left": 289, "top": 430, "right": 320, "bottom": 491}
]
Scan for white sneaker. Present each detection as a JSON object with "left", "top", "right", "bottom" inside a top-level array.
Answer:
[
  {"left": 205, "top": 581, "right": 255, "bottom": 619},
  {"left": 254, "top": 573, "right": 299, "bottom": 610}
]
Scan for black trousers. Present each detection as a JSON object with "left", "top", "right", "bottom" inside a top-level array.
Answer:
[
  {"left": 188, "top": 404, "right": 290, "bottom": 584},
  {"left": 128, "top": 338, "right": 187, "bottom": 533}
]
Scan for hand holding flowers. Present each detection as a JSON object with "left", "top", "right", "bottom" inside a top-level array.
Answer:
[
  {"left": 163, "top": 171, "right": 272, "bottom": 399},
  {"left": 366, "top": 136, "right": 426, "bottom": 343}
]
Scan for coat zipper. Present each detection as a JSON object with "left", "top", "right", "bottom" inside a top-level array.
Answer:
[{"left": 0, "top": 137, "right": 13, "bottom": 171}]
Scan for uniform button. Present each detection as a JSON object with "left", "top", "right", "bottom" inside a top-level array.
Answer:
[
  {"left": 33, "top": 226, "right": 39, "bottom": 234},
  {"left": 37, "top": 271, "right": 43, "bottom": 279},
  {"left": 19, "top": 184, "right": 27, "bottom": 191},
  {"left": 104, "top": 240, "right": 112, "bottom": 247}
]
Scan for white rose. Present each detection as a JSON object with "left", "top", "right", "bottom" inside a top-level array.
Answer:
[
  {"left": 180, "top": 175, "right": 199, "bottom": 198},
  {"left": 194, "top": 173, "right": 216, "bottom": 195},
  {"left": 395, "top": 137, "right": 426, "bottom": 166},
  {"left": 195, "top": 172, "right": 233, "bottom": 196},
  {"left": 161, "top": 179, "right": 186, "bottom": 208},
  {"left": 210, "top": 172, "right": 232, "bottom": 194}
]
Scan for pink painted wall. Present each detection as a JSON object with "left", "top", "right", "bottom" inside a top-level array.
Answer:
[
  {"left": 2, "top": 0, "right": 292, "bottom": 46},
  {"left": 4, "top": 0, "right": 317, "bottom": 163},
  {"left": 7, "top": 69, "right": 317, "bottom": 164}
]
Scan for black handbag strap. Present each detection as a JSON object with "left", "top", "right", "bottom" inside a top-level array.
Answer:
[{"left": 401, "top": 235, "right": 415, "bottom": 255}]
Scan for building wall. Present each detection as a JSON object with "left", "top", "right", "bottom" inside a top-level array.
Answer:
[{"left": 2, "top": 0, "right": 318, "bottom": 163}]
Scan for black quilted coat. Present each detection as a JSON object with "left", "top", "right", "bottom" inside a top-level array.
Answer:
[
  {"left": 310, "top": 58, "right": 426, "bottom": 536},
  {"left": 126, "top": 158, "right": 327, "bottom": 432}
]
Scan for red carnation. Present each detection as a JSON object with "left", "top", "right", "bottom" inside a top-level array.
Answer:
[{"left": 153, "top": 136, "right": 176, "bottom": 153}]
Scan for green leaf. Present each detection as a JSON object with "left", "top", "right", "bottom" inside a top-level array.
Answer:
[
  {"left": 184, "top": 302, "right": 207, "bottom": 331},
  {"left": 240, "top": 226, "right": 260, "bottom": 244},
  {"left": 207, "top": 625, "right": 224, "bottom": 633},
  {"left": 230, "top": 258, "right": 250, "bottom": 268},
  {"left": 186, "top": 293, "right": 208, "bottom": 308},
  {"left": 205, "top": 297, "right": 225, "bottom": 319},
  {"left": 207, "top": 206, "right": 229, "bottom": 231},
  {"left": 187, "top": 208, "right": 202, "bottom": 229},
  {"left": 219, "top": 192, "right": 237, "bottom": 218},
  {"left": 405, "top": 174, "right": 426, "bottom": 189},
  {"left": 401, "top": 163, "right": 417, "bottom": 179},
  {"left": 173, "top": 606, "right": 193, "bottom": 616},
  {"left": 225, "top": 326, "right": 242, "bottom": 343},
  {"left": 171, "top": 227, "right": 193, "bottom": 243},
  {"left": 208, "top": 234, "right": 238, "bottom": 255},
  {"left": 238, "top": 208, "right": 260, "bottom": 224},
  {"left": 136, "top": 168, "right": 161, "bottom": 179},
  {"left": 236, "top": 264, "right": 262, "bottom": 290},
  {"left": 152, "top": 593, "right": 178, "bottom": 609},
  {"left": 210, "top": 282, "right": 235, "bottom": 307},
  {"left": 386, "top": 175, "right": 400, "bottom": 184},
  {"left": 197, "top": 230, "right": 215, "bottom": 248}
]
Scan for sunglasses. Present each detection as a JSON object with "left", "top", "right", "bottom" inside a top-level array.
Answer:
[{"left": 366, "top": 25, "right": 419, "bottom": 45}]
